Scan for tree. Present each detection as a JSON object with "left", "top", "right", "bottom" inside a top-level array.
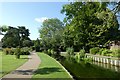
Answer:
[
  {"left": 18, "top": 26, "right": 30, "bottom": 47},
  {"left": 39, "top": 18, "right": 64, "bottom": 51},
  {"left": 109, "top": 1, "right": 120, "bottom": 14},
  {"left": 0, "top": 25, "right": 8, "bottom": 35},
  {"left": 23, "top": 40, "right": 33, "bottom": 47},
  {"left": 61, "top": 2, "right": 119, "bottom": 51},
  {"left": 2, "top": 26, "right": 20, "bottom": 47},
  {"left": 2, "top": 26, "right": 31, "bottom": 48}
]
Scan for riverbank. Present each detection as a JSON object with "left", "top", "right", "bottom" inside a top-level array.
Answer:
[
  {"left": 32, "top": 52, "right": 72, "bottom": 79},
  {"left": 60, "top": 56, "right": 120, "bottom": 79}
]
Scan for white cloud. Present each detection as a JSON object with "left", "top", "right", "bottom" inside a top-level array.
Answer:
[{"left": 35, "top": 17, "right": 48, "bottom": 23}]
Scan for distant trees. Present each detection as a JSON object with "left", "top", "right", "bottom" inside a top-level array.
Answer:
[{"left": 2, "top": 26, "right": 32, "bottom": 48}]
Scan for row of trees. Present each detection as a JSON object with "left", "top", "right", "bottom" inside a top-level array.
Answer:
[{"left": 39, "top": 2, "right": 120, "bottom": 53}]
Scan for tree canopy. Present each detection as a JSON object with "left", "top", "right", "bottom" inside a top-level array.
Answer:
[
  {"left": 61, "top": 2, "right": 120, "bottom": 51},
  {"left": 39, "top": 18, "right": 64, "bottom": 51},
  {"left": 2, "top": 26, "right": 32, "bottom": 48}
]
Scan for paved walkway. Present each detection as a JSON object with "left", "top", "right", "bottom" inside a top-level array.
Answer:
[{"left": 2, "top": 52, "right": 41, "bottom": 80}]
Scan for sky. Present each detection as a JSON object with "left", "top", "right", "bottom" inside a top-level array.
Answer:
[
  {"left": 0, "top": 1, "right": 120, "bottom": 40},
  {"left": 0, "top": 2, "right": 68, "bottom": 40}
]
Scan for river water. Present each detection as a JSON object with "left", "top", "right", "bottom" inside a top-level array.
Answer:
[{"left": 59, "top": 56, "right": 120, "bottom": 80}]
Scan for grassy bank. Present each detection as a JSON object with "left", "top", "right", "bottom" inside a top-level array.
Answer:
[
  {"left": 32, "top": 52, "right": 72, "bottom": 79},
  {"left": 0, "top": 51, "right": 28, "bottom": 78}
]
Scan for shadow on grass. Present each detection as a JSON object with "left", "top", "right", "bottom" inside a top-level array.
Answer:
[{"left": 34, "top": 67, "right": 63, "bottom": 75}]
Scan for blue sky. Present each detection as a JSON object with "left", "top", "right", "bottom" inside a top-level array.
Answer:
[
  {"left": 0, "top": 2, "right": 68, "bottom": 40},
  {"left": 0, "top": 2, "right": 120, "bottom": 40}
]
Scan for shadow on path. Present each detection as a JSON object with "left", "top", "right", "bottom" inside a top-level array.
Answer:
[{"left": 11, "top": 69, "right": 35, "bottom": 75}]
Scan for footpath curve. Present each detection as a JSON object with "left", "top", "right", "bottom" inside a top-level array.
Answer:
[{"left": 2, "top": 51, "right": 41, "bottom": 80}]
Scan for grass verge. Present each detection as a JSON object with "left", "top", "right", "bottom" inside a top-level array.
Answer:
[
  {"left": 32, "top": 52, "right": 72, "bottom": 79},
  {"left": 0, "top": 51, "right": 28, "bottom": 78}
]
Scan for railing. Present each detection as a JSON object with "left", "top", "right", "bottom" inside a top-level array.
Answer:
[{"left": 86, "top": 54, "right": 120, "bottom": 67}]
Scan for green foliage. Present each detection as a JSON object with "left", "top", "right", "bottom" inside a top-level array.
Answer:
[
  {"left": 90, "top": 47, "right": 100, "bottom": 55},
  {"left": 2, "top": 27, "right": 20, "bottom": 48},
  {"left": 79, "top": 49, "right": 85, "bottom": 58},
  {"left": 98, "top": 48, "right": 105, "bottom": 55},
  {"left": 34, "top": 38, "right": 40, "bottom": 52},
  {"left": 112, "top": 49, "right": 120, "bottom": 58},
  {"left": 23, "top": 40, "right": 33, "bottom": 47},
  {"left": 75, "top": 49, "right": 85, "bottom": 63},
  {"left": 66, "top": 47, "right": 74, "bottom": 55},
  {"left": 20, "top": 47, "right": 30, "bottom": 55},
  {"left": 43, "top": 50, "right": 47, "bottom": 54},
  {"left": 2, "top": 26, "right": 31, "bottom": 48},
  {"left": 47, "top": 49, "right": 51, "bottom": 56},
  {"left": 51, "top": 49, "right": 55, "bottom": 55},
  {"left": 39, "top": 18, "right": 64, "bottom": 52},
  {"left": 3, "top": 48, "right": 14, "bottom": 55},
  {"left": 61, "top": 2, "right": 119, "bottom": 51},
  {"left": 101, "top": 49, "right": 112, "bottom": 56},
  {"left": 14, "top": 47, "right": 21, "bottom": 59},
  {"left": 0, "top": 25, "right": 8, "bottom": 32},
  {"left": 84, "top": 58, "right": 93, "bottom": 64}
]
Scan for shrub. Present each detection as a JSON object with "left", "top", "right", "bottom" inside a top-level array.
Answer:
[
  {"left": 14, "top": 48, "right": 21, "bottom": 59},
  {"left": 101, "top": 49, "right": 112, "bottom": 56},
  {"left": 66, "top": 47, "right": 74, "bottom": 55},
  {"left": 90, "top": 47, "right": 100, "bottom": 55},
  {"left": 98, "top": 48, "right": 105, "bottom": 55},
  {"left": 20, "top": 47, "right": 30, "bottom": 55},
  {"left": 47, "top": 49, "right": 51, "bottom": 56},
  {"left": 112, "top": 49, "right": 120, "bottom": 58},
  {"left": 84, "top": 58, "right": 93, "bottom": 64},
  {"left": 43, "top": 50, "right": 47, "bottom": 54},
  {"left": 3, "top": 48, "right": 14, "bottom": 55},
  {"left": 79, "top": 49, "right": 85, "bottom": 58},
  {"left": 75, "top": 49, "right": 85, "bottom": 62}
]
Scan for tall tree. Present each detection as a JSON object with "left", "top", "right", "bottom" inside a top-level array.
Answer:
[
  {"left": 2, "top": 26, "right": 31, "bottom": 48},
  {"left": 61, "top": 2, "right": 119, "bottom": 51},
  {"left": 2, "top": 26, "right": 20, "bottom": 47},
  {"left": 39, "top": 18, "right": 64, "bottom": 51}
]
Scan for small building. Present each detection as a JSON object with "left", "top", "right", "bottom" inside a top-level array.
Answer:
[{"left": 109, "top": 41, "right": 120, "bottom": 50}]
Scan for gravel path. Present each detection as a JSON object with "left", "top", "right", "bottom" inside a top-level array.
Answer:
[{"left": 2, "top": 52, "right": 41, "bottom": 80}]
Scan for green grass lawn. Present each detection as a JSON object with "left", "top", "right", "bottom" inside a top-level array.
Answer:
[
  {"left": 32, "top": 52, "right": 72, "bottom": 79},
  {"left": 0, "top": 51, "right": 28, "bottom": 78}
]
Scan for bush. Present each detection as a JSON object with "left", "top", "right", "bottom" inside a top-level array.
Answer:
[
  {"left": 75, "top": 49, "right": 85, "bottom": 62},
  {"left": 3, "top": 48, "right": 14, "bottom": 55},
  {"left": 90, "top": 47, "right": 100, "bottom": 55},
  {"left": 14, "top": 48, "right": 21, "bottom": 59},
  {"left": 20, "top": 47, "right": 30, "bottom": 55},
  {"left": 112, "top": 49, "right": 120, "bottom": 58},
  {"left": 43, "top": 50, "right": 47, "bottom": 54},
  {"left": 79, "top": 49, "right": 85, "bottom": 58},
  {"left": 98, "top": 48, "right": 105, "bottom": 55},
  {"left": 47, "top": 49, "right": 51, "bottom": 56},
  {"left": 101, "top": 49, "right": 112, "bottom": 56},
  {"left": 66, "top": 47, "right": 74, "bottom": 55}
]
